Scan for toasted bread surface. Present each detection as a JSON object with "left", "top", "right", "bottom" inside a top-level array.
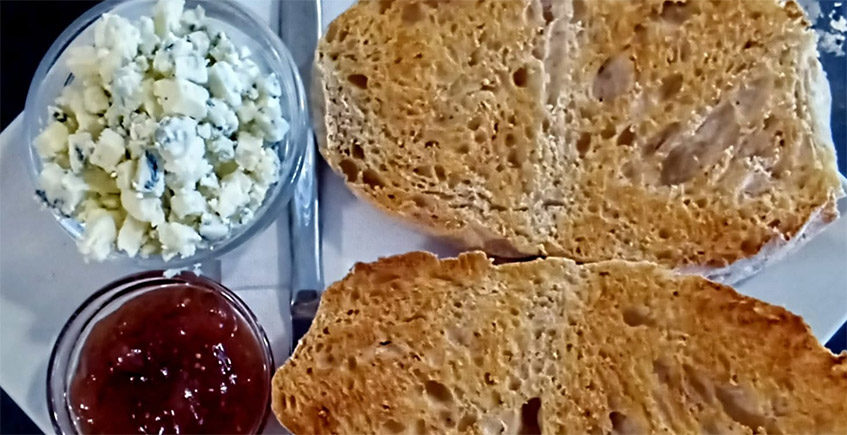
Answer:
[
  {"left": 314, "top": 0, "right": 843, "bottom": 269},
  {"left": 272, "top": 252, "right": 847, "bottom": 434}
]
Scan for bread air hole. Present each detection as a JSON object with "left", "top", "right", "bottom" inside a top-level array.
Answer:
[
  {"left": 660, "top": 73, "right": 684, "bottom": 99},
  {"left": 458, "top": 414, "right": 477, "bottom": 432},
  {"left": 339, "top": 158, "right": 359, "bottom": 182},
  {"left": 440, "top": 410, "right": 456, "bottom": 428},
  {"left": 609, "top": 410, "right": 643, "bottom": 434},
  {"left": 468, "top": 116, "right": 483, "bottom": 130},
  {"left": 424, "top": 380, "right": 453, "bottom": 404},
  {"left": 383, "top": 419, "right": 405, "bottom": 434},
  {"left": 378, "top": 0, "right": 394, "bottom": 13},
  {"left": 541, "top": 0, "right": 554, "bottom": 24},
  {"left": 413, "top": 165, "right": 434, "bottom": 178},
  {"left": 740, "top": 238, "right": 759, "bottom": 255},
  {"left": 508, "top": 149, "right": 523, "bottom": 167},
  {"left": 660, "top": 0, "right": 693, "bottom": 24},
  {"left": 571, "top": 0, "right": 586, "bottom": 22},
  {"left": 601, "top": 124, "right": 617, "bottom": 139},
  {"left": 402, "top": 2, "right": 425, "bottom": 24},
  {"left": 347, "top": 73, "right": 368, "bottom": 89},
  {"left": 362, "top": 169, "right": 385, "bottom": 189},
  {"left": 513, "top": 66, "right": 529, "bottom": 87},
  {"left": 715, "top": 384, "right": 779, "bottom": 433},
  {"left": 617, "top": 126, "right": 636, "bottom": 146},
  {"left": 653, "top": 359, "right": 673, "bottom": 388},
  {"left": 415, "top": 419, "right": 427, "bottom": 435},
  {"left": 433, "top": 165, "right": 446, "bottom": 181},
  {"left": 576, "top": 133, "right": 592, "bottom": 156},
  {"left": 622, "top": 305, "right": 653, "bottom": 327},
  {"left": 518, "top": 397, "right": 542, "bottom": 435}
]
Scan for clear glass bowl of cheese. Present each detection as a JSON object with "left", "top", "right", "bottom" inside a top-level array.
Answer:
[{"left": 23, "top": 0, "right": 308, "bottom": 268}]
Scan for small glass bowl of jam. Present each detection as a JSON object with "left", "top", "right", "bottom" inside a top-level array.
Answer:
[{"left": 47, "top": 271, "right": 273, "bottom": 434}]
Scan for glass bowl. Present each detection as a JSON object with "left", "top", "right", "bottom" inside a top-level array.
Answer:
[
  {"left": 23, "top": 0, "right": 308, "bottom": 269},
  {"left": 46, "top": 271, "right": 274, "bottom": 434}
]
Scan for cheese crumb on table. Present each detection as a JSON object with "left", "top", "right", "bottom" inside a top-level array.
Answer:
[{"left": 33, "top": 0, "right": 288, "bottom": 262}]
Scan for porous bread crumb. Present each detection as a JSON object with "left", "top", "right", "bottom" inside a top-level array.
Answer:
[
  {"left": 314, "top": 0, "right": 844, "bottom": 271},
  {"left": 272, "top": 252, "right": 847, "bottom": 434}
]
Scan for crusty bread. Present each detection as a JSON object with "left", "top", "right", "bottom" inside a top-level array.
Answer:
[
  {"left": 272, "top": 252, "right": 847, "bottom": 434},
  {"left": 313, "top": 0, "right": 844, "bottom": 271}
]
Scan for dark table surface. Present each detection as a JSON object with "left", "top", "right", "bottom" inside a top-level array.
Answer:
[{"left": 0, "top": 1, "right": 844, "bottom": 434}]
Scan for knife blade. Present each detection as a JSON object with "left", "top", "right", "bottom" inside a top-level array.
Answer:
[{"left": 281, "top": 0, "right": 323, "bottom": 353}]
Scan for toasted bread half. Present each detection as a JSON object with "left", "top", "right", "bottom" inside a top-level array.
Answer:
[
  {"left": 272, "top": 252, "right": 847, "bottom": 434},
  {"left": 313, "top": 0, "right": 843, "bottom": 273}
]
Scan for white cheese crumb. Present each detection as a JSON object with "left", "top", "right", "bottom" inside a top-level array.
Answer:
[
  {"left": 121, "top": 190, "right": 166, "bottom": 226},
  {"left": 90, "top": 128, "right": 126, "bottom": 172},
  {"left": 154, "top": 0, "right": 185, "bottom": 37},
  {"left": 78, "top": 210, "right": 117, "bottom": 262},
  {"left": 34, "top": 121, "right": 69, "bottom": 158},
  {"left": 154, "top": 78, "right": 209, "bottom": 118},
  {"left": 208, "top": 62, "right": 243, "bottom": 107},
  {"left": 158, "top": 222, "right": 201, "bottom": 260},
  {"left": 117, "top": 215, "right": 148, "bottom": 257},
  {"left": 171, "top": 190, "right": 206, "bottom": 218}
]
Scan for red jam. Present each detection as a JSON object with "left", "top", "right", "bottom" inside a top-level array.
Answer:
[{"left": 68, "top": 284, "right": 270, "bottom": 434}]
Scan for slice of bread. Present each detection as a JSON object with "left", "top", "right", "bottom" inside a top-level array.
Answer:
[
  {"left": 272, "top": 252, "right": 847, "bottom": 434},
  {"left": 313, "top": 0, "right": 844, "bottom": 272}
]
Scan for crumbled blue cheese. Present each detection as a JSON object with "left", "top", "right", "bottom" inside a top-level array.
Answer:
[
  {"left": 206, "top": 98, "right": 238, "bottom": 136},
  {"left": 121, "top": 189, "right": 166, "bottom": 226},
  {"left": 38, "top": 163, "right": 88, "bottom": 216},
  {"left": 154, "top": 78, "right": 209, "bottom": 118},
  {"left": 78, "top": 209, "right": 117, "bottom": 262},
  {"left": 212, "top": 170, "right": 252, "bottom": 219},
  {"left": 89, "top": 128, "right": 125, "bottom": 172},
  {"left": 137, "top": 17, "right": 159, "bottom": 55},
  {"left": 117, "top": 215, "right": 148, "bottom": 257},
  {"left": 33, "top": 0, "right": 288, "bottom": 262},
  {"left": 158, "top": 222, "right": 201, "bottom": 260},
  {"left": 186, "top": 31, "right": 210, "bottom": 56},
  {"left": 255, "top": 96, "right": 289, "bottom": 142},
  {"left": 153, "top": 0, "right": 184, "bottom": 37},
  {"left": 235, "top": 132, "right": 264, "bottom": 172},
  {"left": 83, "top": 86, "right": 109, "bottom": 114},
  {"left": 208, "top": 62, "right": 243, "bottom": 107},
  {"left": 34, "top": 121, "right": 69, "bottom": 158},
  {"left": 132, "top": 150, "right": 165, "bottom": 196},
  {"left": 171, "top": 190, "right": 206, "bottom": 218},
  {"left": 66, "top": 46, "right": 99, "bottom": 80},
  {"left": 68, "top": 132, "right": 95, "bottom": 173},
  {"left": 111, "top": 64, "right": 144, "bottom": 111},
  {"left": 174, "top": 55, "right": 208, "bottom": 83}
]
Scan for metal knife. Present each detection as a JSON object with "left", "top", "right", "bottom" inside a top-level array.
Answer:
[{"left": 280, "top": 0, "right": 324, "bottom": 353}]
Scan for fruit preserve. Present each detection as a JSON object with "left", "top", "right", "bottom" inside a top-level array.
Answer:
[{"left": 63, "top": 276, "right": 271, "bottom": 434}]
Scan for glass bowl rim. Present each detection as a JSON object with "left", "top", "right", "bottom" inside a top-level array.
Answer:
[
  {"left": 45, "top": 270, "right": 275, "bottom": 434},
  {"left": 23, "top": 0, "right": 309, "bottom": 269}
]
